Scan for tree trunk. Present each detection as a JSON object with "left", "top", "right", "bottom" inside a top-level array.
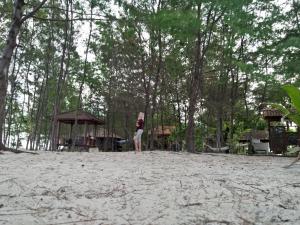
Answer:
[
  {"left": 229, "top": 67, "right": 239, "bottom": 140},
  {"left": 0, "top": 0, "right": 25, "bottom": 150},
  {"left": 186, "top": 89, "right": 198, "bottom": 152},
  {"left": 50, "top": 0, "right": 70, "bottom": 150},
  {"left": 186, "top": 11, "right": 202, "bottom": 152},
  {"left": 4, "top": 45, "right": 20, "bottom": 147},
  {"left": 140, "top": 51, "right": 151, "bottom": 150},
  {"left": 71, "top": 2, "right": 93, "bottom": 150},
  {"left": 149, "top": 29, "right": 163, "bottom": 150},
  {"left": 216, "top": 109, "right": 223, "bottom": 149},
  {"left": 0, "top": 0, "right": 47, "bottom": 150},
  {"left": 175, "top": 79, "right": 183, "bottom": 146}
]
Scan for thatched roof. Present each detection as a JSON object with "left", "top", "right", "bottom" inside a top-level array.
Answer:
[{"left": 56, "top": 110, "right": 105, "bottom": 125}]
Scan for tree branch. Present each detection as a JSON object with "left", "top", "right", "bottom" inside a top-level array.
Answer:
[
  {"left": 20, "top": 0, "right": 48, "bottom": 23},
  {"left": 32, "top": 16, "right": 112, "bottom": 22}
]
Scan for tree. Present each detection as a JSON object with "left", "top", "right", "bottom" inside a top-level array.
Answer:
[
  {"left": 0, "top": 0, "right": 298, "bottom": 153},
  {"left": 0, "top": 0, "right": 47, "bottom": 150}
]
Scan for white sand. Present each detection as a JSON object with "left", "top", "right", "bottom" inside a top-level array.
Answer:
[{"left": 0, "top": 151, "right": 299, "bottom": 225}]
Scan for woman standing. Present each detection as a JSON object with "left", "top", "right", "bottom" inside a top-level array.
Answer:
[{"left": 133, "top": 112, "right": 144, "bottom": 153}]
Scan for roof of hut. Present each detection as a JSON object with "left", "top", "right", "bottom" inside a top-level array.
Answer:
[
  {"left": 262, "top": 109, "right": 283, "bottom": 122},
  {"left": 148, "top": 126, "right": 176, "bottom": 136},
  {"left": 56, "top": 110, "right": 105, "bottom": 125},
  {"left": 239, "top": 130, "right": 269, "bottom": 142}
]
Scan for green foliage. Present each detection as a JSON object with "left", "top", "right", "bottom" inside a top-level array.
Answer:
[
  {"left": 286, "top": 146, "right": 300, "bottom": 157},
  {"left": 149, "top": 9, "right": 201, "bottom": 39},
  {"left": 168, "top": 126, "right": 186, "bottom": 143},
  {"left": 283, "top": 85, "right": 300, "bottom": 114},
  {"left": 255, "top": 118, "right": 267, "bottom": 130},
  {"left": 272, "top": 85, "right": 300, "bottom": 126}
]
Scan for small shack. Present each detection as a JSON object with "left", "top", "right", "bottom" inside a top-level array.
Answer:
[
  {"left": 55, "top": 110, "right": 123, "bottom": 151},
  {"left": 149, "top": 126, "right": 176, "bottom": 149},
  {"left": 56, "top": 110, "right": 104, "bottom": 150},
  {"left": 239, "top": 130, "right": 269, "bottom": 143},
  {"left": 89, "top": 127, "right": 124, "bottom": 151},
  {"left": 239, "top": 130, "right": 270, "bottom": 154}
]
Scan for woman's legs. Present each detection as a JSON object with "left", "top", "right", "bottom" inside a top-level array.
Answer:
[
  {"left": 133, "top": 136, "right": 138, "bottom": 152},
  {"left": 138, "top": 140, "right": 142, "bottom": 152},
  {"left": 135, "top": 141, "right": 139, "bottom": 152},
  {"left": 135, "top": 129, "right": 143, "bottom": 152}
]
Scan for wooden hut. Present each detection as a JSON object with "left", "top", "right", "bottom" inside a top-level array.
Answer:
[
  {"left": 239, "top": 130, "right": 269, "bottom": 143},
  {"left": 148, "top": 126, "right": 176, "bottom": 149},
  {"left": 55, "top": 110, "right": 105, "bottom": 150},
  {"left": 56, "top": 110, "right": 126, "bottom": 151},
  {"left": 88, "top": 127, "right": 124, "bottom": 151},
  {"left": 239, "top": 130, "right": 270, "bottom": 154},
  {"left": 262, "top": 108, "right": 300, "bottom": 154}
]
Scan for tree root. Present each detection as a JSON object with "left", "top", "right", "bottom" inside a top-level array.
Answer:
[
  {"left": 46, "top": 218, "right": 107, "bottom": 225},
  {"left": 0, "top": 142, "right": 6, "bottom": 151},
  {"left": 283, "top": 152, "right": 300, "bottom": 168}
]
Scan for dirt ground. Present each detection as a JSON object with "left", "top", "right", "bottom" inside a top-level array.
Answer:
[{"left": 0, "top": 151, "right": 299, "bottom": 225}]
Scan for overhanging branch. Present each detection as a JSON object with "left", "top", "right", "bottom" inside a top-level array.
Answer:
[{"left": 21, "top": 0, "right": 48, "bottom": 23}]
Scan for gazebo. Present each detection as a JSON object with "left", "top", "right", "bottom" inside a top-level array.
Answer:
[{"left": 55, "top": 110, "right": 105, "bottom": 149}]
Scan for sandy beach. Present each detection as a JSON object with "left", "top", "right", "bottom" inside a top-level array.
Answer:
[{"left": 0, "top": 151, "right": 299, "bottom": 225}]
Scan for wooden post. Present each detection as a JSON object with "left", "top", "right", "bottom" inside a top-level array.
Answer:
[
  {"left": 69, "top": 123, "right": 73, "bottom": 139},
  {"left": 297, "top": 126, "right": 300, "bottom": 147},
  {"left": 267, "top": 119, "right": 271, "bottom": 152},
  {"left": 84, "top": 121, "right": 88, "bottom": 145},
  {"left": 56, "top": 121, "right": 61, "bottom": 150},
  {"left": 93, "top": 124, "right": 97, "bottom": 137},
  {"left": 93, "top": 124, "right": 97, "bottom": 147},
  {"left": 68, "top": 123, "right": 73, "bottom": 147}
]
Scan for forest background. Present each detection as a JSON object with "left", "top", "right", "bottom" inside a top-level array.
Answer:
[{"left": 0, "top": 0, "right": 299, "bottom": 152}]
